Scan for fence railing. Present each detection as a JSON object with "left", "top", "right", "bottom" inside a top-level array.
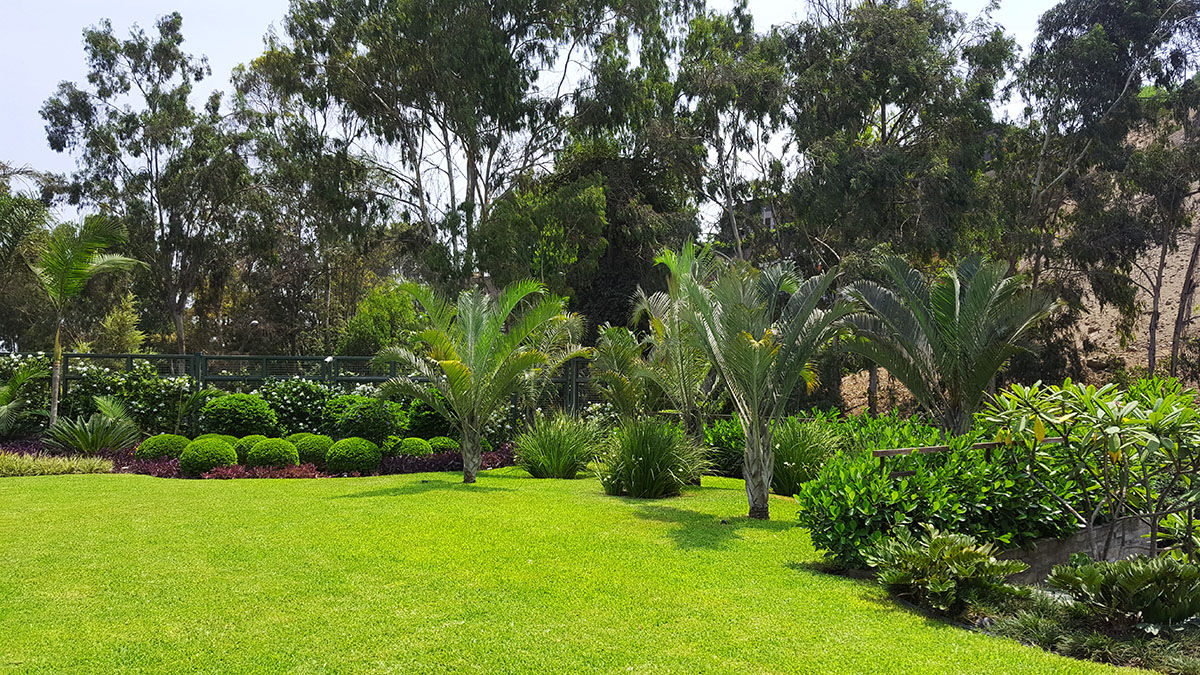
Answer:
[{"left": 0, "top": 352, "right": 596, "bottom": 412}]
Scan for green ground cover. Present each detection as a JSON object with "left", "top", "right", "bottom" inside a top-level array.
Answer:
[{"left": 0, "top": 471, "right": 1130, "bottom": 673}]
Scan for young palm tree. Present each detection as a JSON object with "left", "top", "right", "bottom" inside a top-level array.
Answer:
[
  {"left": 590, "top": 324, "right": 654, "bottom": 420},
  {"left": 845, "top": 256, "right": 1053, "bottom": 435},
  {"left": 0, "top": 361, "right": 49, "bottom": 437},
  {"left": 31, "top": 216, "right": 143, "bottom": 425},
  {"left": 376, "top": 280, "right": 588, "bottom": 483},
  {"left": 660, "top": 242, "right": 853, "bottom": 519},
  {"left": 632, "top": 286, "right": 713, "bottom": 438}
]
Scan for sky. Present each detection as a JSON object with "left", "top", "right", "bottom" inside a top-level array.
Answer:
[{"left": 0, "top": 0, "right": 1053, "bottom": 184}]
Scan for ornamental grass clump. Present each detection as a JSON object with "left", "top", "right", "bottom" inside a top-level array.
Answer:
[
  {"left": 245, "top": 438, "right": 299, "bottom": 469},
  {"left": 514, "top": 415, "right": 601, "bottom": 479},
  {"left": 0, "top": 452, "right": 113, "bottom": 477},
  {"left": 597, "top": 419, "right": 708, "bottom": 498}
]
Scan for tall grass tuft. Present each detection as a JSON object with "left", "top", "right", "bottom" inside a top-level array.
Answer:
[
  {"left": 0, "top": 452, "right": 113, "bottom": 477},
  {"left": 771, "top": 418, "right": 842, "bottom": 496},
  {"left": 597, "top": 419, "right": 708, "bottom": 498},
  {"left": 514, "top": 415, "right": 602, "bottom": 478}
]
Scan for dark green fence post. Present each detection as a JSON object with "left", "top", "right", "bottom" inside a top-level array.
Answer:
[
  {"left": 197, "top": 353, "right": 208, "bottom": 390},
  {"left": 61, "top": 353, "right": 69, "bottom": 401}
]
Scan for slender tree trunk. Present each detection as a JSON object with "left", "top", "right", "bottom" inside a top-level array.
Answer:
[
  {"left": 867, "top": 366, "right": 878, "bottom": 416},
  {"left": 1148, "top": 227, "right": 1172, "bottom": 372},
  {"left": 48, "top": 321, "right": 62, "bottom": 426},
  {"left": 743, "top": 417, "right": 773, "bottom": 520},
  {"left": 1171, "top": 225, "right": 1200, "bottom": 377},
  {"left": 461, "top": 422, "right": 482, "bottom": 483}
]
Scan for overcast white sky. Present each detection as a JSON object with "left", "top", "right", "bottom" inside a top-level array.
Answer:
[{"left": 0, "top": 0, "right": 1053, "bottom": 181}]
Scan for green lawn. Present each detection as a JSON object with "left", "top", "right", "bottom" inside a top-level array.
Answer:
[{"left": 0, "top": 470, "right": 1131, "bottom": 673}]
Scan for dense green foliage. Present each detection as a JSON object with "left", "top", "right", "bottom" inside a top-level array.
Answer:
[
  {"left": 405, "top": 396, "right": 456, "bottom": 440},
  {"left": 198, "top": 394, "right": 278, "bottom": 438},
  {"left": 770, "top": 418, "right": 841, "bottom": 497},
  {"left": 597, "top": 419, "right": 708, "bottom": 498},
  {"left": 134, "top": 434, "right": 190, "bottom": 460},
  {"left": 233, "top": 435, "right": 268, "bottom": 464},
  {"left": 294, "top": 434, "right": 333, "bottom": 467},
  {"left": 1048, "top": 553, "right": 1200, "bottom": 626},
  {"left": 702, "top": 418, "right": 745, "bottom": 478},
  {"left": 324, "top": 437, "right": 382, "bottom": 475},
  {"left": 43, "top": 404, "right": 140, "bottom": 456},
  {"left": 258, "top": 379, "right": 333, "bottom": 436},
  {"left": 398, "top": 437, "right": 432, "bottom": 456},
  {"left": 514, "top": 415, "right": 602, "bottom": 479},
  {"left": 322, "top": 395, "right": 406, "bottom": 445},
  {"left": 179, "top": 438, "right": 237, "bottom": 477},
  {"left": 428, "top": 436, "right": 459, "bottom": 453},
  {"left": 335, "top": 282, "right": 420, "bottom": 356},
  {"left": 244, "top": 438, "right": 300, "bottom": 469},
  {"left": 59, "top": 363, "right": 193, "bottom": 435}
]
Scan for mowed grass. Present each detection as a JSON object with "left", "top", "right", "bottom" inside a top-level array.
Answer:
[{"left": 0, "top": 470, "right": 1131, "bottom": 674}]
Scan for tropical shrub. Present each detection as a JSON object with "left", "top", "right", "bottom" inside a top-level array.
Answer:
[
  {"left": 179, "top": 437, "right": 237, "bottom": 477},
  {"left": 259, "top": 378, "right": 333, "bottom": 435},
  {"left": 134, "top": 433, "right": 190, "bottom": 460},
  {"left": 515, "top": 415, "right": 601, "bottom": 478},
  {"left": 245, "top": 438, "right": 300, "bottom": 469},
  {"left": 795, "top": 443, "right": 1078, "bottom": 567},
  {"left": 864, "top": 525, "right": 1028, "bottom": 614},
  {"left": 59, "top": 362, "right": 192, "bottom": 434},
  {"left": 295, "top": 434, "right": 333, "bottom": 468},
  {"left": 0, "top": 452, "right": 113, "bottom": 477},
  {"left": 703, "top": 417, "right": 744, "bottom": 477},
  {"left": 325, "top": 437, "right": 382, "bottom": 474},
  {"left": 233, "top": 434, "right": 268, "bottom": 463},
  {"left": 198, "top": 394, "right": 278, "bottom": 437},
  {"left": 43, "top": 396, "right": 141, "bottom": 455},
  {"left": 322, "top": 394, "right": 406, "bottom": 445},
  {"left": 597, "top": 419, "right": 708, "bottom": 498},
  {"left": 1048, "top": 553, "right": 1200, "bottom": 626},
  {"left": 0, "top": 360, "right": 48, "bottom": 439},
  {"left": 429, "top": 436, "right": 459, "bottom": 453},
  {"left": 771, "top": 418, "right": 841, "bottom": 496}
]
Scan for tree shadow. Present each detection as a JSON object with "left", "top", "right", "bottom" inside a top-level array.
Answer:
[
  {"left": 331, "top": 477, "right": 514, "bottom": 499},
  {"left": 632, "top": 503, "right": 795, "bottom": 550}
]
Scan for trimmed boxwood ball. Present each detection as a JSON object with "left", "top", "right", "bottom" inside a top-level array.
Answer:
[
  {"left": 233, "top": 435, "right": 268, "bottom": 464},
  {"left": 429, "top": 436, "right": 459, "bottom": 453},
  {"left": 180, "top": 438, "right": 237, "bottom": 478},
  {"left": 198, "top": 394, "right": 279, "bottom": 437},
  {"left": 400, "top": 437, "right": 433, "bottom": 456},
  {"left": 135, "top": 433, "right": 190, "bottom": 460},
  {"left": 295, "top": 434, "right": 334, "bottom": 468},
  {"left": 325, "top": 437, "right": 382, "bottom": 474},
  {"left": 195, "top": 433, "right": 239, "bottom": 447},
  {"left": 245, "top": 438, "right": 300, "bottom": 469},
  {"left": 286, "top": 432, "right": 313, "bottom": 445}
]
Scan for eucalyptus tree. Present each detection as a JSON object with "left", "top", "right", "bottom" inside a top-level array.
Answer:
[
  {"left": 31, "top": 217, "right": 143, "bottom": 425},
  {"left": 376, "top": 280, "right": 588, "bottom": 482},
  {"left": 660, "top": 242, "right": 853, "bottom": 519},
  {"left": 845, "top": 256, "right": 1053, "bottom": 435}
]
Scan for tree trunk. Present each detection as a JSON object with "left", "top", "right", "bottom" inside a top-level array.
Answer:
[
  {"left": 1171, "top": 225, "right": 1200, "bottom": 377},
  {"left": 172, "top": 303, "right": 187, "bottom": 355},
  {"left": 461, "top": 424, "right": 482, "bottom": 483},
  {"left": 867, "top": 366, "right": 878, "bottom": 416},
  {"left": 1148, "top": 235, "right": 1170, "bottom": 372},
  {"left": 742, "top": 418, "right": 773, "bottom": 520},
  {"left": 48, "top": 322, "right": 62, "bottom": 426}
]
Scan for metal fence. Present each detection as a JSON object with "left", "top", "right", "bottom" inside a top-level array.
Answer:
[{"left": 1, "top": 352, "right": 596, "bottom": 412}]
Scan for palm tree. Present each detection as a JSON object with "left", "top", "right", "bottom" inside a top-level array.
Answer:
[
  {"left": 31, "top": 216, "right": 143, "bottom": 425},
  {"left": 376, "top": 280, "right": 588, "bottom": 483},
  {"left": 845, "top": 256, "right": 1053, "bottom": 435},
  {"left": 590, "top": 324, "right": 654, "bottom": 420},
  {"left": 632, "top": 285, "right": 713, "bottom": 438},
  {"left": 0, "top": 361, "right": 49, "bottom": 437},
  {"left": 660, "top": 242, "right": 853, "bottom": 520}
]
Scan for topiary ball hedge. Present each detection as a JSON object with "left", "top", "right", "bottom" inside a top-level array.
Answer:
[
  {"left": 198, "top": 394, "right": 279, "bottom": 437},
  {"left": 245, "top": 438, "right": 300, "bottom": 469},
  {"left": 135, "top": 433, "right": 191, "bottom": 460},
  {"left": 233, "top": 435, "right": 268, "bottom": 464},
  {"left": 400, "top": 437, "right": 433, "bottom": 456},
  {"left": 295, "top": 434, "right": 334, "bottom": 468},
  {"left": 286, "top": 432, "right": 313, "bottom": 445},
  {"left": 325, "top": 437, "right": 382, "bottom": 474},
  {"left": 195, "top": 433, "right": 239, "bottom": 446},
  {"left": 180, "top": 438, "right": 238, "bottom": 478},
  {"left": 428, "top": 436, "right": 459, "bottom": 453}
]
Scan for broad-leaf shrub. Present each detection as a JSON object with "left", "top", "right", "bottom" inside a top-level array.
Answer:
[
  {"left": 864, "top": 524, "right": 1028, "bottom": 614},
  {"left": 515, "top": 415, "right": 601, "bottom": 479},
  {"left": 772, "top": 418, "right": 841, "bottom": 496},
  {"left": 258, "top": 378, "right": 333, "bottom": 435},
  {"left": 295, "top": 434, "right": 333, "bottom": 468},
  {"left": 180, "top": 438, "right": 237, "bottom": 477},
  {"left": 233, "top": 435, "right": 268, "bottom": 464},
  {"left": 597, "top": 419, "right": 708, "bottom": 498},
  {"left": 323, "top": 395, "right": 406, "bottom": 444},
  {"left": 703, "top": 418, "right": 744, "bottom": 477},
  {"left": 1048, "top": 553, "right": 1200, "bottom": 626},
  {"left": 198, "top": 394, "right": 278, "bottom": 437},
  {"left": 59, "top": 362, "right": 192, "bottom": 434},
  {"left": 795, "top": 444, "right": 1078, "bottom": 567},
  {"left": 325, "top": 437, "right": 382, "bottom": 474},
  {"left": 406, "top": 394, "right": 455, "bottom": 439},
  {"left": 134, "top": 433, "right": 190, "bottom": 460},
  {"left": 245, "top": 438, "right": 299, "bottom": 468}
]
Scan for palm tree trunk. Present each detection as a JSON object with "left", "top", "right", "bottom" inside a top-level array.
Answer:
[
  {"left": 461, "top": 423, "right": 482, "bottom": 483},
  {"left": 48, "top": 321, "right": 62, "bottom": 426},
  {"left": 743, "top": 418, "right": 773, "bottom": 520}
]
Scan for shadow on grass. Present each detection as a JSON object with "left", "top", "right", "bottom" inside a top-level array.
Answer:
[
  {"left": 632, "top": 503, "right": 795, "bottom": 550},
  {"left": 332, "top": 477, "right": 514, "bottom": 499}
]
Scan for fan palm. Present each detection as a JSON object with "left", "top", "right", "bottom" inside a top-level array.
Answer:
[
  {"left": 659, "top": 242, "right": 854, "bottom": 519},
  {"left": 376, "top": 280, "right": 588, "bottom": 483},
  {"left": 31, "top": 216, "right": 143, "bottom": 425},
  {"left": 845, "top": 256, "right": 1052, "bottom": 435}
]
